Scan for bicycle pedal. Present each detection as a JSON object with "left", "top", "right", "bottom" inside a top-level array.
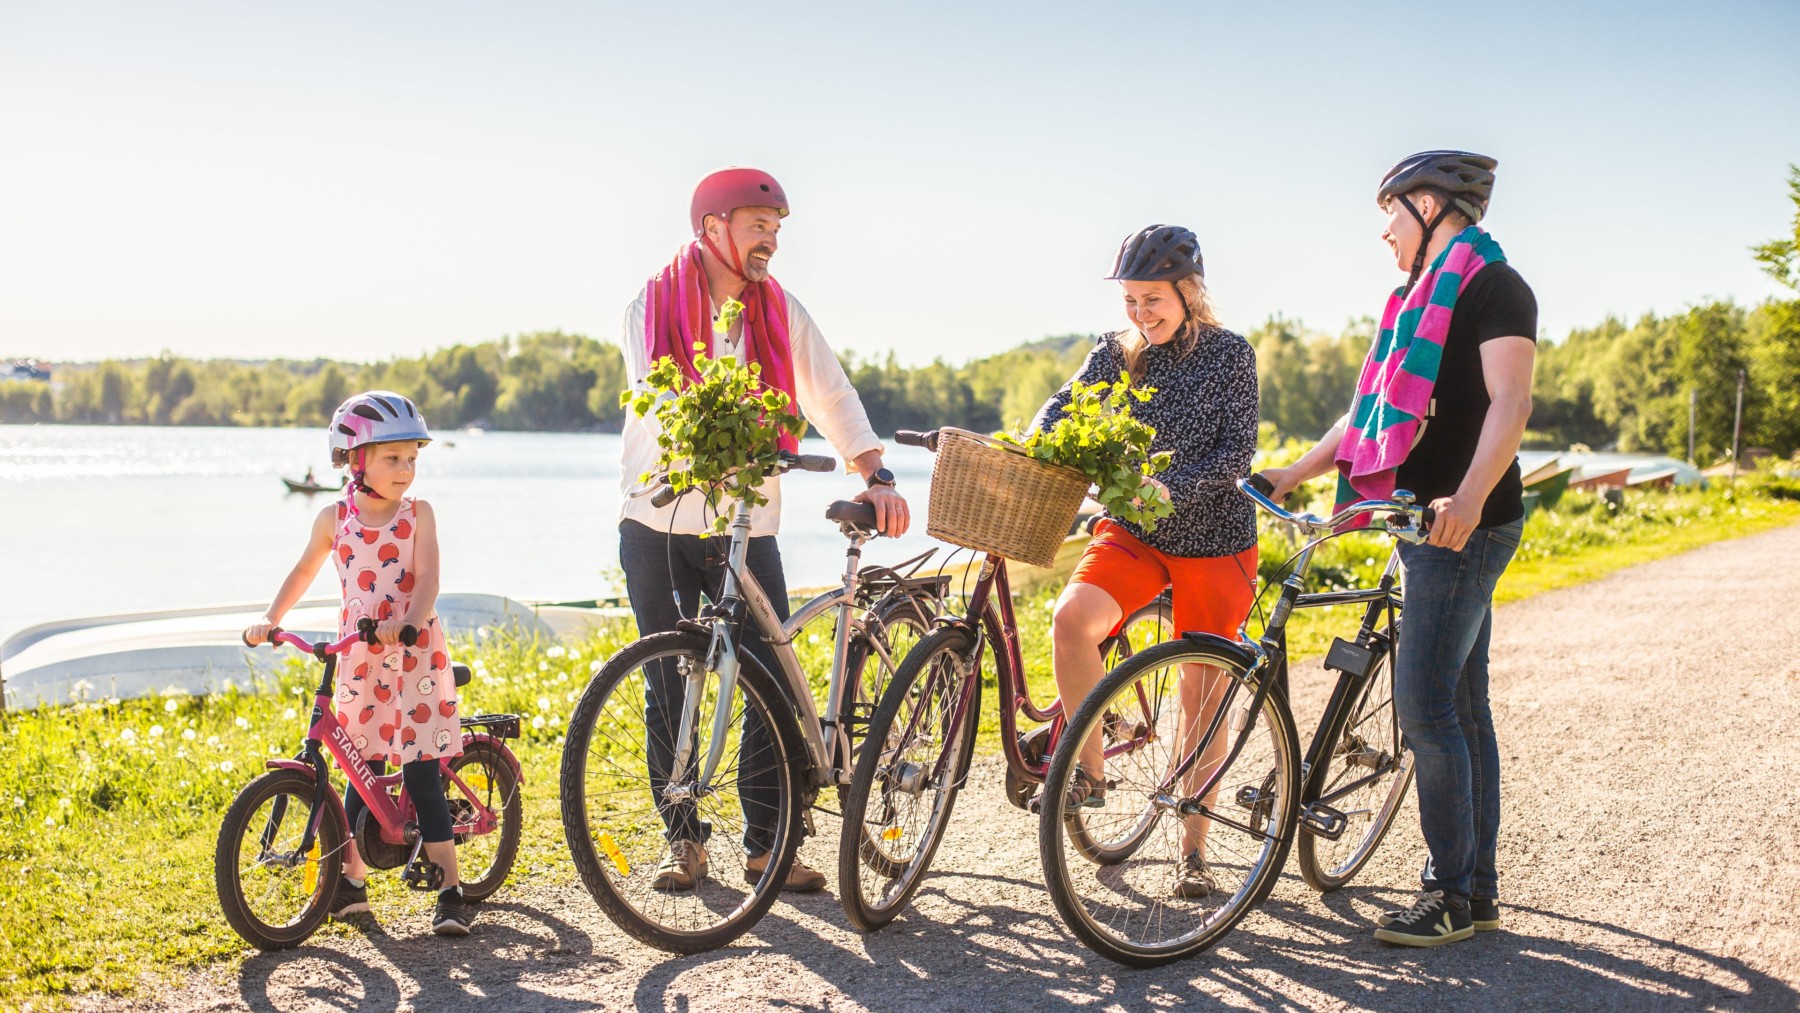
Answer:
[{"left": 1299, "top": 801, "right": 1349, "bottom": 841}]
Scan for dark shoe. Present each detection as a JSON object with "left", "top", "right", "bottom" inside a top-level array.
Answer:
[
  {"left": 1028, "top": 766, "right": 1106, "bottom": 816},
  {"left": 745, "top": 851, "right": 828, "bottom": 893},
  {"left": 1173, "top": 850, "right": 1216, "bottom": 899},
  {"left": 431, "top": 886, "right": 473, "bottom": 936},
  {"left": 1373, "top": 889, "right": 1473, "bottom": 947},
  {"left": 329, "top": 876, "right": 370, "bottom": 918},
  {"left": 1380, "top": 893, "right": 1500, "bottom": 931},
  {"left": 651, "top": 840, "right": 709, "bottom": 892}
]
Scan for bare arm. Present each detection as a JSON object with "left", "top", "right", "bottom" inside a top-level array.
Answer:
[
  {"left": 244, "top": 507, "right": 336, "bottom": 644},
  {"left": 1428, "top": 336, "right": 1535, "bottom": 549},
  {"left": 1263, "top": 416, "right": 1350, "bottom": 501}
]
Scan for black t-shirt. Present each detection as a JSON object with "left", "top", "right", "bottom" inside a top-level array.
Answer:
[{"left": 1394, "top": 262, "right": 1538, "bottom": 528}]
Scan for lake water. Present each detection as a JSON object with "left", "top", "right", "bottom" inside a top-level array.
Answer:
[{"left": 0, "top": 425, "right": 949, "bottom": 641}]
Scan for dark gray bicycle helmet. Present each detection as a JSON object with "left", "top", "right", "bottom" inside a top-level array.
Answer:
[
  {"left": 1377, "top": 150, "right": 1498, "bottom": 289},
  {"left": 1106, "top": 224, "right": 1203, "bottom": 281}
]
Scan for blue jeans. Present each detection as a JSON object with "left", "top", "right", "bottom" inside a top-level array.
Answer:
[
  {"left": 1394, "top": 517, "right": 1523, "bottom": 903},
  {"left": 618, "top": 520, "right": 789, "bottom": 856}
]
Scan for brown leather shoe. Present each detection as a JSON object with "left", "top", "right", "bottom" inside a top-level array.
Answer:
[
  {"left": 745, "top": 851, "right": 828, "bottom": 893},
  {"left": 651, "top": 840, "right": 708, "bottom": 892}
]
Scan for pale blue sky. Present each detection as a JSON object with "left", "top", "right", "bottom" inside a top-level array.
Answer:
[{"left": 2, "top": 1, "right": 1796, "bottom": 366}]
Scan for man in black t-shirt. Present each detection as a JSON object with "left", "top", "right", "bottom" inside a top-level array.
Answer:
[{"left": 1264, "top": 150, "right": 1536, "bottom": 948}]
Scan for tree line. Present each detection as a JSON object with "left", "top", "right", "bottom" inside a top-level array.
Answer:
[{"left": 6, "top": 168, "right": 1799, "bottom": 461}]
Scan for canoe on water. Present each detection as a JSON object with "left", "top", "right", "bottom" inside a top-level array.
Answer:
[{"left": 282, "top": 476, "right": 345, "bottom": 494}]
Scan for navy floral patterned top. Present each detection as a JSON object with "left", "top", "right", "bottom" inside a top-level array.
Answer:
[{"left": 1031, "top": 327, "right": 1259, "bottom": 559}]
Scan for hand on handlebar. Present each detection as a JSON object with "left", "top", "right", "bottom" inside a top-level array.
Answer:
[
  {"left": 372, "top": 619, "right": 421, "bottom": 650},
  {"left": 1423, "top": 495, "right": 1478, "bottom": 552},
  {"left": 1256, "top": 466, "right": 1304, "bottom": 504},
  {"left": 242, "top": 619, "right": 278, "bottom": 647}
]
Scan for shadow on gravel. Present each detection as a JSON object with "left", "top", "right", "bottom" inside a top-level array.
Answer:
[
  {"left": 234, "top": 900, "right": 617, "bottom": 1013},
  {"left": 628, "top": 877, "right": 1800, "bottom": 1013}
]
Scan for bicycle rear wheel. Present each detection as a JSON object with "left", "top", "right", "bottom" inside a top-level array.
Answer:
[
  {"left": 837, "top": 625, "right": 982, "bottom": 931},
  {"left": 1038, "top": 639, "right": 1301, "bottom": 967},
  {"left": 1066, "top": 595, "right": 1175, "bottom": 865},
  {"left": 1296, "top": 630, "right": 1414, "bottom": 892},
  {"left": 446, "top": 740, "right": 522, "bottom": 900},
  {"left": 214, "top": 768, "right": 345, "bottom": 951},
  {"left": 559, "top": 631, "right": 803, "bottom": 953}
]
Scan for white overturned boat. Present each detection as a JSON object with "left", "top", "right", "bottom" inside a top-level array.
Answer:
[{"left": 1, "top": 593, "right": 627, "bottom": 710}]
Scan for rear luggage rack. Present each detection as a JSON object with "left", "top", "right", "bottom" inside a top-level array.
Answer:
[{"left": 460, "top": 713, "right": 521, "bottom": 738}]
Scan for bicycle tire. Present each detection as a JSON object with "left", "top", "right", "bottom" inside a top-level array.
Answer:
[
  {"left": 840, "top": 589, "right": 937, "bottom": 756},
  {"left": 1296, "top": 631, "right": 1414, "bottom": 892},
  {"left": 559, "top": 631, "right": 804, "bottom": 954},
  {"left": 1038, "top": 639, "right": 1302, "bottom": 968},
  {"left": 447, "top": 740, "right": 523, "bottom": 900},
  {"left": 837, "top": 624, "right": 982, "bottom": 931},
  {"left": 1066, "top": 596, "right": 1173, "bottom": 865},
  {"left": 214, "top": 767, "right": 345, "bottom": 951}
]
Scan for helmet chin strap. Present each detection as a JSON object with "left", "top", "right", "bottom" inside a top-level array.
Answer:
[
  {"left": 346, "top": 446, "right": 386, "bottom": 517},
  {"left": 700, "top": 217, "right": 750, "bottom": 283},
  {"left": 1399, "top": 193, "right": 1456, "bottom": 294}
]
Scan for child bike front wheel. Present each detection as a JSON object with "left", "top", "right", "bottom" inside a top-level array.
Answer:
[{"left": 214, "top": 767, "right": 346, "bottom": 951}]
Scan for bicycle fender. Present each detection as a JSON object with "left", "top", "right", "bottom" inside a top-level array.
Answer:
[
  {"left": 459, "top": 733, "right": 525, "bottom": 784},
  {"left": 262, "top": 759, "right": 350, "bottom": 834},
  {"left": 1178, "top": 631, "right": 1263, "bottom": 671}
]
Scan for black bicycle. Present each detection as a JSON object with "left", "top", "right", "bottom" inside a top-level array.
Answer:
[{"left": 1035, "top": 474, "right": 1431, "bottom": 966}]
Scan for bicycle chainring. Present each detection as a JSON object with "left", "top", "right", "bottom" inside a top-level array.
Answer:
[{"left": 353, "top": 808, "right": 412, "bottom": 871}]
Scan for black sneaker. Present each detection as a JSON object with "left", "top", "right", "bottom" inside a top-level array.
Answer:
[
  {"left": 1373, "top": 889, "right": 1473, "bottom": 947},
  {"left": 432, "top": 886, "right": 473, "bottom": 936},
  {"left": 1379, "top": 893, "right": 1500, "bottom": 932},
  {"left": 329, "top": 877, "right": 370, "bottom": 918}
]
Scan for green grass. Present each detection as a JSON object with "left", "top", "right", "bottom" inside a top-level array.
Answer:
[{"left": 3, "top": 476, "right": 1798, "bottom": 1008}]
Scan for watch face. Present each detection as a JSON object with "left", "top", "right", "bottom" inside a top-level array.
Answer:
[{"left": 869, "top": 467, "right": 897, "bottom": 487}]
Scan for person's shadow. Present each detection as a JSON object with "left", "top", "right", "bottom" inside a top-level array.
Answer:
[
  {"left": 235, "top": 900, "right": 618, "bottom": 1013},
  {"left": 627, "top": 874, "right": 1800, "bottom": 1012}
]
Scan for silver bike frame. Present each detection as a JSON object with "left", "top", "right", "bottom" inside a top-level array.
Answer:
[{"left": 667, "top": 494, "right": 908, "bottom": 804}]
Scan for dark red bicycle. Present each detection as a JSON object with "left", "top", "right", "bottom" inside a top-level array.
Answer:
[{"left": 214, "top": 618, "right": 522, "bottom": 950}]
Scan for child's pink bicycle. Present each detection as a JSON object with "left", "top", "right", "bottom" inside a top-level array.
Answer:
[{"left": 214, "top": 618, "right": 523, "bottom": 950}]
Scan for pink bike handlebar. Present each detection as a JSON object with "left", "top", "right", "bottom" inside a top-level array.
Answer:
[{"left": 245, "top": 621, "right": 418, "bottom": 656}]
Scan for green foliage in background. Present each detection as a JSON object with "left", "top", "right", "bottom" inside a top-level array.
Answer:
[{"left": 622, "top": 349, "right": 809, "bottom": 535}]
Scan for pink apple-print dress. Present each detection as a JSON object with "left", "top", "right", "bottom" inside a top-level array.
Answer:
[{"left": 332, "top": 497, "right": 461, "bottom": 766}]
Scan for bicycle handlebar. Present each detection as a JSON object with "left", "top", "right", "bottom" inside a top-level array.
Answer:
[
  {"left": 643, "top": 450, "right": 841, "bottom": 509},
  {"left": 1237, "top": 474, "right": 1433, "bottom": 538},
  {"left": 246, "top": 618, "right": 419, "bottom": 656},
  {"left": 895, "top": 430, "right": 940, "bottom": 452}
]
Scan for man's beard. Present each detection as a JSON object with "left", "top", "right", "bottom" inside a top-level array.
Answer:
[{"left": 742, "top": 248, "right": 774, "bottom": 281}]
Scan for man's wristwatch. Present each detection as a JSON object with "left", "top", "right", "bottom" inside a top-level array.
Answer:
[{"left": 865, "top": 467, "right": 897, "bottom": 489}]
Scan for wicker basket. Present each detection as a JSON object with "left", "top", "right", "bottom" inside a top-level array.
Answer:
[{"left": 925, "top": 428, "right": 1091, "bottom": 568}]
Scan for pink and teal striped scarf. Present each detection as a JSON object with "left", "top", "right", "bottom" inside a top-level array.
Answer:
[{"left": 1333, "top": 226, "right": 1506, "bottom": 523}]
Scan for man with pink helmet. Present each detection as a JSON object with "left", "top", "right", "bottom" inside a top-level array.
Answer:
[{"left": 617, "top": 166, "right": 910, "bottom": 894}]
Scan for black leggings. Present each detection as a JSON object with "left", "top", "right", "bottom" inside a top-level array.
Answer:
[{"left": 345, "top": 758, "right": 455, "bottom": 844}]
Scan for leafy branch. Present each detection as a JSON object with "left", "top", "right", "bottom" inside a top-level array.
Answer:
[{"left": 999, "top": 372, "right": 1174, "bottom": 531}]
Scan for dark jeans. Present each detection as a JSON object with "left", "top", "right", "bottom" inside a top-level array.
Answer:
[
  {"left": 618, "top": 519, "right": 789, "bottom": 856},
  {"left": 1393, "top": 517, "right": 1523, "bottom": 903}
]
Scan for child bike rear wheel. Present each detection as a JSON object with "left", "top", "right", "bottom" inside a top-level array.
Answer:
[
  {"left": 837, "top": 624, "right": 982, "bottom": 931},
  {"left": 446, "top": 741, "right": 523, "bottom": 900},
  {"left": 214, "top": 768, "right": 346, "bottom": 951}
]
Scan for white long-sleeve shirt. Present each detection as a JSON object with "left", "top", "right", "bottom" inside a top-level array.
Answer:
[{"left": 618, "top": 283, "right": 884, "bottom": 536}]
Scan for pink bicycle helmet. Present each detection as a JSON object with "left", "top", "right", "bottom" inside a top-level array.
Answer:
[
  {"left": 689, "top": 166, "right": 789, "bottom": 237},
  {"left": 329, "top": 391, "right": 431, "bottom": 467}
]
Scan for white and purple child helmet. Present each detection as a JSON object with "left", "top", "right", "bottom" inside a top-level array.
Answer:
[{"left": 329, "top": 391, "right": 431, "bottom": 468}]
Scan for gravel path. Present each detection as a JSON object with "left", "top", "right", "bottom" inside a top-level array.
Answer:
[{"left": 80, "top": 524, "right": 1800, "bottom": 1012}]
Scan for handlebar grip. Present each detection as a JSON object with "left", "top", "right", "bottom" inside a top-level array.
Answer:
[
  {"left": 1418, "top": 506, "right": 1436, "bottom": 531},
  {"left": 1245, "top": 472, "right": 1275, "bottom": 497},
  {"left": 791, "top": 453, "right": 837, "bottom": 473},
  {"left": 895, "top": 430, "right": 933, "bottom": 448},
  {"left": 399, "top": 625, "right": 419, "bottom": 648},
  {"left": 651, "top": 484, "right": 679, "bottom": 508},
  {"left": 243, "top": 626, "right": 282, "bottom": 648}
]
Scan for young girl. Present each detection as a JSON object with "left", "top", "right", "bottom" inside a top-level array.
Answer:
[{"left": 243, "top": 390, "right": 472, "bottom": 936}]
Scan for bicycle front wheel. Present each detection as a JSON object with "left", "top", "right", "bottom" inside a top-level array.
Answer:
[
  {"left": 1296, "top": 629, "right": 1414, "bottom": 892},
  {"left": 837, "top": 625, "right": 982, "bottom": 931},
  {"left": 559, "top": 631, "right": 803, "bottom": 954},
  {"left": 214, "top": 767, "right": 345, "bottom": 951},
  {"left": 1038, "top": 639, "right": 1301, "bottom": 967}
]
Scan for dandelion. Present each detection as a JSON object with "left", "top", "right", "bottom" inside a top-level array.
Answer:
[
  {"left": 235, "top": 717, "right": 250, "bottom": 730},
  {"left": 537, "top": 696, "right": 551, "bottom": 711},
  {"left": 531, "top": 716, "right": 547, "bottom": 730},
  {"left": 43, "top": 816, "right": 56, "bottom": 828},
  {"left": 164, "top": 699, "right": 180, "bottom": 713},
  {"left": 477, "top": 626, "right": 491, "bottom": 640},
  {"left": 808, "top": 633, "right": 821, "bottom": 644},
  {"left": 149, "top": 725, "right": 164, "bottom": 739},
  {"left": 119, "top": 728, "right": 138, "bottom": 744},
  {"left": 182, "top": 728, "right": 197, "bottom": 741},
  {"left": 220, "top": 760, "right": 235, "bottom": 773},
  {"left": 57, "top": 797, "right": 70, "bottom": 810},
  {"left": 206, "top": 735, "right": 221, "bottom": 748},
  {"left": 546, "top": 646, "right": 567, "bottom": 659},
  {"left": 11, "top": 797, "right": 23, "bottom": 809},
  {"left": 284, "top": 708, "right": 297, "bottom": 720},
  {"left": 537, "top": 661, "right": 549, "bottom": 672}
]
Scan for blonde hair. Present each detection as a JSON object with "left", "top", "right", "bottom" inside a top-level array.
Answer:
[{"left": 1119, "top": 273, "right": 1220, "bottom": 381}]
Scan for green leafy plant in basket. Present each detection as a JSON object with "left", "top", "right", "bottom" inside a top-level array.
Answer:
[
  {"left": 999, "top": 372, "right": 1174, "bottom": 531},
  {"left": 621, "top": 345, "right": 809, "bottom": 535}
]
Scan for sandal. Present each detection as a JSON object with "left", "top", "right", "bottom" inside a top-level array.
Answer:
[{"left": 1028, "top": 766, "right": 1106, "bottom": 816}]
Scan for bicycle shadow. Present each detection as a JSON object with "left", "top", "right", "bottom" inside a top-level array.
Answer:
[
  {"left": 627, "top": 873, "right": 1799, "bottom": 1013},
  {"left": 234, "top": 899, "right": 616, "bottom": 1013}
]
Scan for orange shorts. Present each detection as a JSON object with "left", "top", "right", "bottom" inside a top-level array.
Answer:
[{"left": 1069, "top": 518, "right": 1258, "bottom": 637}]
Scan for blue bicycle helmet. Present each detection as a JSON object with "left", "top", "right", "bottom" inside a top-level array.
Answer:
[{"left": 1106, "top": 225, "right": 1203, "bottom": 282}]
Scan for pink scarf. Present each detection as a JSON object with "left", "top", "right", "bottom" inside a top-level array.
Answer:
[{"left": 644, "top": 241, "right": 800, "bottom": 452}]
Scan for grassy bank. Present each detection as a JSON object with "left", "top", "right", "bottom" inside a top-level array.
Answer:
[{"left": 3, "top": 476, "right": 1798, "bottom": 1007}]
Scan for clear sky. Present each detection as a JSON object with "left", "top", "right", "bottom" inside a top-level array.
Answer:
[{"left": 2, "top": 1, "right": 1796, "bottom": 366}]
